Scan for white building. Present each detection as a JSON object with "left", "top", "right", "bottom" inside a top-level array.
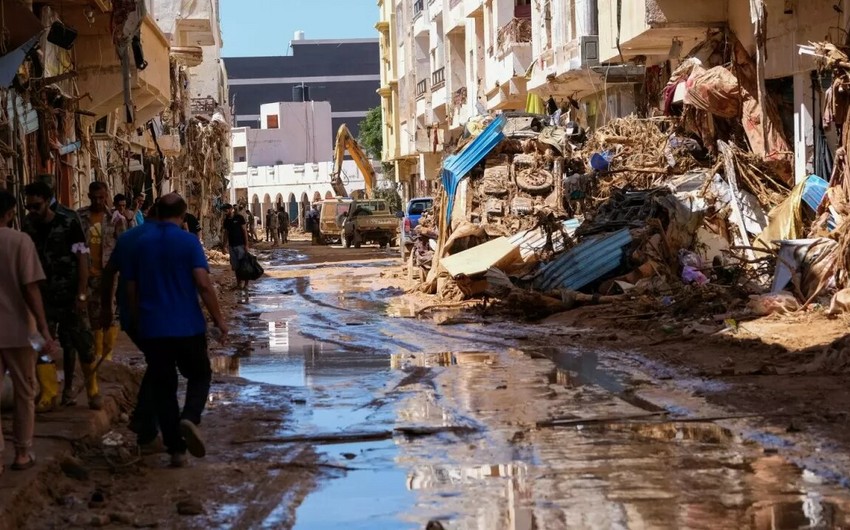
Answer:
[
  {"left": 378, "top": 0, "right": 535, "bottom": 199},
  {"left": 228, "top": 101, "right": 372, "bottom": 227}
]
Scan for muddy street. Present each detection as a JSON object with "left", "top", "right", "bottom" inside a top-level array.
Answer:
[{"left": 15, "top": 241, "right": 850, "bottom": 529}]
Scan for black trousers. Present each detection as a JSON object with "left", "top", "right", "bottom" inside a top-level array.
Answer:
[
  {"left": 137, "top": 335, "right": 211, "bottom": 454},
  {"left": 127, "top": 332, "right": 157, "bottom": 444}
]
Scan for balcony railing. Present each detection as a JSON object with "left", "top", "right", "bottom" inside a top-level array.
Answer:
[
  {"left": 416, "top": 79, "right": 428, "bottom": 99},
  {"left": 431, "top": 67, "right": 446, "bottom": 89},
  {"left": 413, "top": 0, "right": 424, "bottom": 18}
]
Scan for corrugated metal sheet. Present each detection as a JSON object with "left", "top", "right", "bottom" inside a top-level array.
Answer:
[
  {"left": 533, "top": 228, "right": 632, "bottom": 291},
  {"left": 441, "top": 114, "right": 506, "bottom": 223},
  {"left": 509, "top": 219, "right": 581, "bottom": 261}
]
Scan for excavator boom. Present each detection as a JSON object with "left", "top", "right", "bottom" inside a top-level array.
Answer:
[{"left": 331, "top": 124, "right": 377, "bottom": 199}]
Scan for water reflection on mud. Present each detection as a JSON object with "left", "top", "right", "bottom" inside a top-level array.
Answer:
[{"left": 210, "top": 249, "right": 850, "bottom": 529}]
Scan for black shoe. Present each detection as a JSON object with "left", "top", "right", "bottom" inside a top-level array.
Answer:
[{"left": 179, "top": 420, "right": 206, "bottom": 458}]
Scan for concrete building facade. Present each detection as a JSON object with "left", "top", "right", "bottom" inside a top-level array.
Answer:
[
  {"left": 224, "top": 37, "right": 381, "bottom": 139},
  {"left": 378, "top": 0, "right": 850, "bottom": 191}
]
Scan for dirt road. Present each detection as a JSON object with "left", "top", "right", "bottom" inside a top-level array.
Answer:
[{"left": 16, "top": 240, "right": 850, "bottom": 529}]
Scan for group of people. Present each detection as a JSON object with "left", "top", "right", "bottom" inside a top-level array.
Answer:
[
  {"left": 262, "top": 207, "right": 290, "bottom": 245},
  {"left": 0, "top": 182, "right": 225, "bottom": 470}
]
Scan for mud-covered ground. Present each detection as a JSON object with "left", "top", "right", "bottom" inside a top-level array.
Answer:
[{"left": 8, "top": 236, "right": 850, "bottom": 529}]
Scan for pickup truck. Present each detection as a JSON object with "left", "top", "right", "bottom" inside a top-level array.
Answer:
[{"left": 341, "top": 199, "right": 398, "bottom": 248}]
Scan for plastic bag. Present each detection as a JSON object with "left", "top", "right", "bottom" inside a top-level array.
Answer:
[
  {"left": 236, "top": 252, "right": 264, "bottom": 281},
  {"left": 679, "top": 250, "right": 709, "bottom": 285},
  {"left": 748, "top": 292, "right": 800, "bottom": 316}
]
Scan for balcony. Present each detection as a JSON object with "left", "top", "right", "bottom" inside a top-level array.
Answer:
[
  {"left": 416, "top": 79, "right": 429, "bottom": 100},
  {"left": 598, "top": 0, "right": 725, "bottom": 63},
  {"left": 449, "top": 87, "right": 470, "bottom": 130},
  {"left": 70, "top": 11, "right": 171, "bottom": 124},
  {"left": 496, "top": 18, "right": 532, "bottom": 58},
  {"left": 431, "top": 67, "right": 446, "bottom": 90}
]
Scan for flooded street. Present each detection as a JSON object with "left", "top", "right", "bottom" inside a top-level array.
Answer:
[{"left": 203, "top": 244, "right": 850, "bottom": 529}]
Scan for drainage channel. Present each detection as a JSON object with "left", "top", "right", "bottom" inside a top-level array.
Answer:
[{"left": 210, "top": 251, "right": 850, "bottom": 529}]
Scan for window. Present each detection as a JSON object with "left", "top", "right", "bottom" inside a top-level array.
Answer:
[{"left": 266, "top": 114, "right": 279, "bottom": 129}]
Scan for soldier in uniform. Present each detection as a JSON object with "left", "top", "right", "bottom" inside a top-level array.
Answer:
[
  {"left": 79, "top": 182, "right": 126, "bottom": 363},
  {"left": 23, "top": 182, "right": 102, "bottom": 411}
]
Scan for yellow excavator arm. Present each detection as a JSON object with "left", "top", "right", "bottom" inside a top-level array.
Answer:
[{"left": 331, "top": 124, "right": 376, "bottom": 199}]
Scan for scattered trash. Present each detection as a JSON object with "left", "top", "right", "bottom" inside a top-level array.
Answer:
[
  {"left": 101, "top": 431, "right": 124, "bottom": 448},
  {"left": 748, "top": 292, "right": 800, "bottom": 316},
  {"left": 406, "top": 30, "right": 850, "bottom": 328}
]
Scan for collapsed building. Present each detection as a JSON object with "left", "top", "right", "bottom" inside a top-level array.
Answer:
[{"left": 411, "top": 29, "right": 850, "bottom": 324}]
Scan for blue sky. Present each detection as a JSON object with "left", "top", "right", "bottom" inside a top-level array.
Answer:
[{"left": 221, "top": 0, "right": 379, "bottom": 57}]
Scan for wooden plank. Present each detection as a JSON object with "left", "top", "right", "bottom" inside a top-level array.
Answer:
[{"left": 441, "top": 236, "right": 521, "bottom": 278}]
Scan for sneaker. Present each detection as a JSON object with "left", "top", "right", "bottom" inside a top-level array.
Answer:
[
  {"left": 179, "top": 420, "right": 206, "bottom": 458},
  {"left": 88, "top": 394, "right": 104, "bottom": 411},
  {"left": 170, "top": 452, "right": 188, "bottom": 468}
]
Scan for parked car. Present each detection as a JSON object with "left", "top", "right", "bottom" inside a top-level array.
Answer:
[{"left": 401, "top": 197, "right": 433, "bottom": 257}]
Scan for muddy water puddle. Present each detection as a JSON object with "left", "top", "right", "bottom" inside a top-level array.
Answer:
[{"left": 210, "top": 253, "right": 850, "bottom": 529}]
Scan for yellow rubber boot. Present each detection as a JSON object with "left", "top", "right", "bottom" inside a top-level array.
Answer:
[
  {"left": 82, "top": 363, "right": 103, "bottom": 411},
  {"left": 103, "top": 326, "right": 118, "bottom": 361},
  {"left": 36, "top": 361, "right": 59, "bottom": 413},
  {"left": 93, "top": 329, "right": 104, "bottom": 361}
]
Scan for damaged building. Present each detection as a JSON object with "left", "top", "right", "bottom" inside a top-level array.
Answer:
[
  {"left": 0, "top": 0, "right": 230, "bottom": 242},
  {"left": 399, "top": 1, "right": 850, "bottom": 332}
]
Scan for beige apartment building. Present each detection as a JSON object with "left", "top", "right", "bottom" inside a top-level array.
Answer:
[{"left": 378, "top": 0, "right": 850, "bottom": 195}]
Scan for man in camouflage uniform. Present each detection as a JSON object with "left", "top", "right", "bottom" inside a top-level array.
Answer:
[
  {"left": 79, "top": 182, "right": 126, "bottom": 363},
  {"left": 23, "top": 182, "right": 102, "bottom": 411}
]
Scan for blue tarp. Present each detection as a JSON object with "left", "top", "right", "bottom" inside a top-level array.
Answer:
[
  {"left": 802, "top": 174, "right": 835, "bottom": 230},
  {"left": 440, "top": 115, "right": 507, "bottom": 224}
]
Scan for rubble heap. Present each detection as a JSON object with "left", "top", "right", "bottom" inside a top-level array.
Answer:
[{"left": 411, "top": 30, "right": 850, "bottom": 338}]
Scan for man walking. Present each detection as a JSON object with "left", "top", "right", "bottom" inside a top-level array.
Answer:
[
  {"left": 246, "top": 209, "right": 257, "bottom": 243},
  {"left": 124, "top": 193, "right": 228, "bottom": 467},
  {"left": 0, "top": 190, "right": 58, "bottom": 470},
  {"left": 222, "top": 204, "right": 250, "bottom": 292},
  {"left": 264, "top": 208, "right": 273, "bottom": 242},
  {"left": 79, "top": 182, "right": 125, "bottom": 362},
  {"left": 307, "top": 205, "right": 321, "bottom": 245},
  {"left": 269, "top": 207, "right": 280, "bottom": 246},
  {"left": 278, "top": 208, "right": 289, "bottom": 244},
  {"left": 23, "top": 182, "right": 101, "bottom": 410}
]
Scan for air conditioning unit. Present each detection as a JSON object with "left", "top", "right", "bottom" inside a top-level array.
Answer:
[
  {"left": 92, "top": 113, "right": 118, "bottom": 140},
  {"left": 580, "top": 36, "right": 600, "bottom": 67}
]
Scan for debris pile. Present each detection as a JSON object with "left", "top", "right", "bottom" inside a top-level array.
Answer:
[{"left": 412, "top": 30, "right": 850, "bottom": 329}]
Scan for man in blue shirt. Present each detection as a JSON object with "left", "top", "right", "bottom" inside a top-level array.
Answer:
[
  {"left": 100, "top": 203, "right": 161, "bottom": 450},
  {"left": 124, "top": 193, "right": 228, "bottom": 467}
]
